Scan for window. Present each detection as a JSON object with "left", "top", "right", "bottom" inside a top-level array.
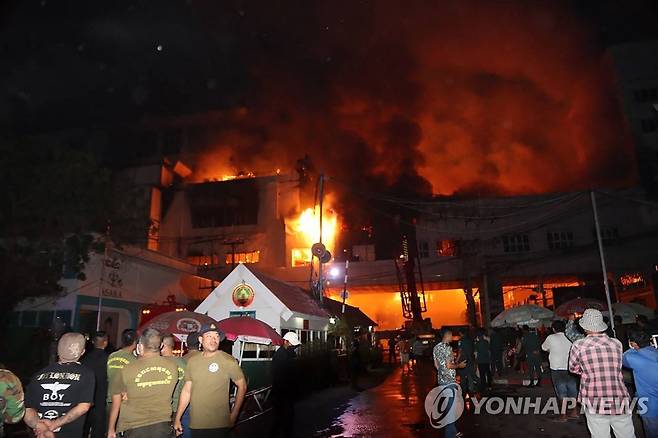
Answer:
[
  {"left": 187, "top": 254, "right": 220, "bottom": 267},
  {"left": 547, "top": 231, "right": 574, "bottom": 250},
  {"left": 291, "top": 248, "right": 312, "bottom": 267},
  {"left": 225, "top": 251, "right": 260, "bottom": 265},
  {"left": 641, "top": 119, "right": 657, "bottom": 133},
  {"left": 593, "top": 227, "right": 620, "bottom": 245},
  {"left": 436, "top": 240, "right": 459, "bottom": 257},
  {"left": 241, "top": 342, "right": 275, "bottom": 360},
  {"left": 502, "top": 234, "right": 530, "bottom": 253},
  {"left": 188, "top": 180, "right": 259, "bottom": 229},
  {"left": 418, "top": 241, "right": 430, "bottom": 258}
]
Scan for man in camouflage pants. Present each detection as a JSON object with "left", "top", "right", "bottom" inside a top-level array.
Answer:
[{"left": 0, "top": 366, "right": 25, "bottom": 437}]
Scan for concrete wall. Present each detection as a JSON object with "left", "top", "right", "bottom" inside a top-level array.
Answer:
[
  {"left": 14, "top": 246, "right": 203, "bottom": 345},
  {"left": 158, "top": 175, "right": 300, "bottom": 270}
]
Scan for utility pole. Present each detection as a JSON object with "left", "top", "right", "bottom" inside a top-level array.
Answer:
[
  {"left": 96, "top": 222, "right": 111, "bottom": 331},
  {"left": 341, "top": 260, "right": 349, "bottom": 314},
  {"left": 317, "top": 174, "right": 325, "bottom": 303},
  {"left": 591, "top": 190, "right": 616, "bottom": 336},
  {"left": 223, "top": 238, "right": 244, "bottom": 270},
  {"left": 482, "top": 269, "right": 491, "bottom": 328}
]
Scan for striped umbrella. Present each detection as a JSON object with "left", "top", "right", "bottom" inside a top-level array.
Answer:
[
  {"left": 491, "top": 304, "right": 554, "bottom": 328},
  {"left": 611, "top": 302, "right": 655, "bottom": 324}
]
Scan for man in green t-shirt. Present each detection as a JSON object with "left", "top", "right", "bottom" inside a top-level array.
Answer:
[
  {"left": 161, "top": 334, "right": 186, "bottom": 416},
  {"left": 174, "top": 323, "right": 247, "bottom": 438},
  {"left": 107, "top": 329, "right": 137, "bottom": 403},
  {"left": 107, "top": 328, "right": 178, "bottom": 438}
]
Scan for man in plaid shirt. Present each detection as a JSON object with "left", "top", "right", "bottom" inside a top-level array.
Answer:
[{"left": 569, "top": 309, "right": 636, "bottom": 438}]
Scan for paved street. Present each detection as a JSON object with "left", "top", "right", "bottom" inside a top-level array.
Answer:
[{"left": 236, "top": 360, "right": 647, "bottom": 437}]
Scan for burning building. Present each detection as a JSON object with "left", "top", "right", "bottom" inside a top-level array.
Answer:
[
  {"left": 156, "top": 171, "right": 339, "bottom": 282},
  {"left": 134, "top": 154, "right": 658, "bottom": 330}
]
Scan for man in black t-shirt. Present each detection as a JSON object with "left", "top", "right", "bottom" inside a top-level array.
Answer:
[
  {"left": 24, "top": 332, "right": 95, "bottom": 438},
  {"left": 270, "top": 332, "right": 301, "bottom": 438},
  {"left": 81, "top": 331, "right": 109, "bottom": 438}
]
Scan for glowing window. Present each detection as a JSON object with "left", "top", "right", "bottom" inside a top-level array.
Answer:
[
  {"left": 187, "top": 254, "right": 220, "bottom": 267},
  {"left": 225, "top": 251, "right": 260, "bottom": 265},
  {"left": 291, "top": 248, "right": 312, "bottom": 267},
  {"left": 437, "top": 240, "right": 459, "bottom": 257}
]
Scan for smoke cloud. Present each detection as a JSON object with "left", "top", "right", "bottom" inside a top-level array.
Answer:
[{"left": 185, "top": 0, "right": 635, "bottom": 198}]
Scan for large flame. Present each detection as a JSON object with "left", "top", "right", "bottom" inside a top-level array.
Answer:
[
  {"left": 289, "top": 205, "right": 339, "bottom": 266},
  {"left": 295, "top": 206, "right": 338, "bottom": 249}
]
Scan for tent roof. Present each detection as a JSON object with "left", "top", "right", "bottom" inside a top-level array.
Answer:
[
  {"left": 250, "top": 268, "right": 330, "bottom": 318},
  {"left": 323, "top": 297, "right": 378, "bottom": 328}
]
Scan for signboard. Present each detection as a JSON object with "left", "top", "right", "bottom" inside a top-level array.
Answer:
[{"left": 229, "top": 311, "right": 256, "bottom": 318}]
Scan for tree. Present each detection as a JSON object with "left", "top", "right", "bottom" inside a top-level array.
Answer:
[{"left": 0, "top": 136, "right": 111, "bottom": 328}]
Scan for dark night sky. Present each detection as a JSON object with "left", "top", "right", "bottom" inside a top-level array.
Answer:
[
  {"left": 2, "top": 0, "right": 657, "bottom": 131},
  {"left": 2, "top": 0, "right": 658, "bottom": 201}
]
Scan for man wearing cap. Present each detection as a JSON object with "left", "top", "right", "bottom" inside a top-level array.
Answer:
[
  {"left": 107, "top": 328, "right": 178, "bottom": 438},
  {"left": 24, "top": 332, "right": 95, "bottom": 438},
  {"left": 569, "top": 309, "right": 635, "bottom": 438},
  {"left": 270, "top": 331, "right": 301, "bottom": 438},
  {"left": 174, "top": 323, "right": 247, "bottom": 438}
]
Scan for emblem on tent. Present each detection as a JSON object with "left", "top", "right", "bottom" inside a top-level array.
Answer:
[{"left": 232, "top": 283, "right": 255, "bottom": 307}]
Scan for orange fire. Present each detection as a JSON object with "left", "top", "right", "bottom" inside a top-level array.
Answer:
[{"left": 289, "top": 204, "right": 339, "bottom": 266}]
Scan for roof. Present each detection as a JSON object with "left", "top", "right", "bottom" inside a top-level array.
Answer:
[
  {"left": 250, "top": 268, "right": 330, "bottom": 318},
  {"left": 323, "top": 297, "right": 378, "bottom": 328}
]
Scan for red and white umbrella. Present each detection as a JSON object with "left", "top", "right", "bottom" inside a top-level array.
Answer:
[
  {"left": 555, "top": 298, "right": 606, "bottom": 319},
  {"left": 139, "top": 311, "right": 217, "bottom": 342},
  {"left": 216, "top": 316, "right": 284, "bottom": 346}
]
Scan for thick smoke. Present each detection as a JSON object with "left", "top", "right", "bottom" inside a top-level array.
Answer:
[{"left": 186, "top": 0, "right": 635, "bottom": 197}]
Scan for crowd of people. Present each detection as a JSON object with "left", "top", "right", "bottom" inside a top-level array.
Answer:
[
  {"left": 0, "top": 324, "right": 304, "bottom": 438},
  {"left": 432, "top": 309, "right": 658, "bottom": 438},
  {"left": 1, "top": 310, "right": 655, "bottom": 438}
]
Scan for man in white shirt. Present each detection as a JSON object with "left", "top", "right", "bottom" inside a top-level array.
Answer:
[{"left": 542, "top": 320, "right": 578, "bottom": 421}]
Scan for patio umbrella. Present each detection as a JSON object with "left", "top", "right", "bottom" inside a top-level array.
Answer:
[
  {"left": 554, "top": 298, "right": 605, "bottom": 319},
  {"left": 611, "top": 302, "right": 656, "bottom": 324},
  {"left": 491, "top": 304, "right": 554, "bottom": 328},
  {"left": 216, "top": 316, "right": 284, "bottom": 346},
  {"left": 138, "top": 311, "right": 217, "bottom": 342}
]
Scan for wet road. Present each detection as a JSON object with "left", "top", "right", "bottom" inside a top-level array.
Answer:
[
  {"left": 328, "top": 362, "right": 436, "bottom": 437},
  {"left": 236, "top": 360, "right": 647, "bottom": 437},
  {"left": 318, "top": 361, "right": 646, "bottom": 438}
]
